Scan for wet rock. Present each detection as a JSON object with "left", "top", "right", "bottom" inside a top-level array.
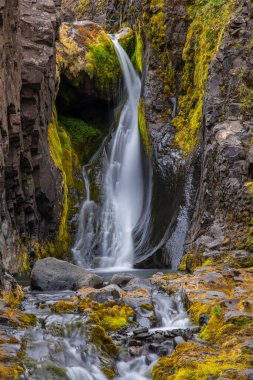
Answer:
[
  {"left": 110, "top": 273, "right": 134, "bottom": 287},
  {"left": 133, "top": 327, "right": 149, "bottom": 335},
  {"left": 95, "top": 284, "right": 121, "bottom": 302},
  {"left": 128, "top": 346, "right": 143, "bottom": 357},
  {"left": 149, "top": 343, "right": 161, "bottom": 353},
  {"left": 174, "top": 336, "right": 185, "bottom": 346},
  {"left": 199, "top": 313, "right": 209, "bottom": 326},
  {"left": 238, "top": 369, "right": 253, "bottom": 380},
  {"left": 134, "top": 332, "right": 154, "bottom": 340},
  {"left": 31, "top": 258, "right": 103, "bottom": 291},
  {"left": 128, "top": 339, "right": 143, "bottom": 347}
]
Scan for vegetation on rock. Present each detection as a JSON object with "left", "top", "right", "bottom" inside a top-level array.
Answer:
[{"left": 173, "top": 0, "right": 234, "bottom": 155}]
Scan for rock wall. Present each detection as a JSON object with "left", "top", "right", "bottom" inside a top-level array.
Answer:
[
  {"left": 0, "top": 0, "right": 61, "bottom": 277},
  {"left": 187, "top": 0, "right": 253, "bottom": 254}
]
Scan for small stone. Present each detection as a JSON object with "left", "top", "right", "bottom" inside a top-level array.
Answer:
[{"left": 149, "top": 343, "right": 160, "bottom": 353}]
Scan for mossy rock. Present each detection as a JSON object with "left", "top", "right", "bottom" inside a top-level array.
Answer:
[
  {"left": 90, "top": 325, "right": 118, "bottom": 357},
  {"left": 57, "top": 22, "right": 121, "bottom": 100},
  {"left": 118, "top": 27, "right": 135, "bottom": 58}
]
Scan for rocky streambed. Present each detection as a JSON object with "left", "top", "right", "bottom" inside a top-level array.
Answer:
[
  {"left": 1, "top": 255, "right": 253, "bottom": 380},
  {"left": 0, "top": 259, "right": 199, "bottom": 380}
]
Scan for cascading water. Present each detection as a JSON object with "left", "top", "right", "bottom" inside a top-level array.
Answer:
[{"left": 73, "top": 36, "right": 152, "bottom": 269}]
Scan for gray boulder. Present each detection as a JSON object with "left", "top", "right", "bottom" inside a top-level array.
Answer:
[
  {"left": 31, "top": 258, "right": 103, "bottom": 291},
  {"left": 110, "top": 273, "right": 134, "bottom": 287}
]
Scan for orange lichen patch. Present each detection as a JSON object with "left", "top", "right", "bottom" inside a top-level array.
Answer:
[
  {"left": 1, "top": 309, "right": 37, "bottom": 329},
  {"left": 77, "top": 287, "right": 97, "bottom": 296},
  {"left": 121, "top": 288, "right": 150, "bottom": 298}
]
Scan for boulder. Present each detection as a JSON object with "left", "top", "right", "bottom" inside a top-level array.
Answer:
[
  {"left": 110, "top": 273, "right": 134, "bottom": 287},
  {"left": 31, "top": 258, "right": 103, "bottom": 291}
]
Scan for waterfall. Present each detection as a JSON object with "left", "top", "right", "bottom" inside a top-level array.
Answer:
[{"left": 73, "top": 36, "right": 152, "bottom": 269}]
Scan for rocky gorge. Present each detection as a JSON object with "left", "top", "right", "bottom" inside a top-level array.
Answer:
[{"left": 0, "top": 0, "right": 253, "bottom": 379}]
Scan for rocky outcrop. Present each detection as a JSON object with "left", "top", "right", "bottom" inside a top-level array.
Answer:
[
  {"left": 187, "top": 0, "right": 253, "bottom": 254},
  {"left": 0, "top": 0, "right": 61, "bottom": 276}
]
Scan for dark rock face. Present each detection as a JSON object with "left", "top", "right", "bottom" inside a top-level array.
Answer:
[
  {"left": 0, "top": 0, "right": 62, "bottom": 275},
  {"left": 31, "top": 257, "right": 103, "bottom": 290},
  {"left": 187, "top": 1, "right": 253, "bottom": 253}
]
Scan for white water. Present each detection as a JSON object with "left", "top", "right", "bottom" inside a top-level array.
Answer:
[
  {"left": 100, "top": 38, "right": 144, "bottom": 268},
  {"left": 152, "top": 291, "right": 192, "bottom": 331},
  {"left": 73, "top": 36, "right": 152, "bottom": 269},
  {"left": 111, "top": 292, "right": 192, "bottom": 380}
]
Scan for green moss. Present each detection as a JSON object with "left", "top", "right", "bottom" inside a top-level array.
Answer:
[
  {"left": 59, "top": 116, "right": 103, "bottom": 163},
  {"left": 138, "top": 99, "right": 151, "bottom": 156},
  {"left": 118, "top": 28, "right": 135, "bottom": 58},
  {"left": 86, "top": 34, "right": 120, "bottom": 93},
  {"left": 173, "top": 0, "right": 234, "bottom": 155},
  {"left": 132, "top": 26, "right": 143, "bottom": 74}
]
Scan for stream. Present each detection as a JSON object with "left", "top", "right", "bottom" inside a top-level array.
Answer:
[{"left": 16, "top": 271, "right": 194, "bottom": 380}]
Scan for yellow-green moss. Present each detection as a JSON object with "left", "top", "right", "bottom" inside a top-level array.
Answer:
[
  {"left": 48, "top": 104, "right": 72, "bottom": 256},
  {"left": 245, "top": 181, "right": 253, "bottom": 251},
  {"left": 90, "top": 325, "right": 118, "bottom": 357},
  {"left": 0, "top": 365, "right": 24, "bottom": 380},
  {"left": 152, "top": 341, "right": 249, "bottom": 380},
  {"left": 118, "top": 28, "right": 135, "bottom": 58},
  {"left": 138, "top": 99, "right": 151, "bottom": 156},
  {"left": 173, "top": 0, "right": 234, "bottom": 155},
  {"left": 53, "top": 298, "right": 79, "bottom": 313},
  {"left": 140, "top": 303, "right": 154, "bottom": 311},
  {"left": 132, "top": 25, "right": 143, "bottom": 74},
  {"left": 1, "top": 285, "right": 25, "bottom": 309},
  {"left": 179, "top": 253, "right": 203, "bottom": 273},
  {"left": 102, "top": 366, "right": 116, "bottom": 379},
  {"left": 79, "top": 297, "right": 134, "bottom": 331}
]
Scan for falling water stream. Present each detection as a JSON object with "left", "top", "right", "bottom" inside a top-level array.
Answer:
[{"left": 73, "top": 36, "right": 152, "bottom": 269}]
